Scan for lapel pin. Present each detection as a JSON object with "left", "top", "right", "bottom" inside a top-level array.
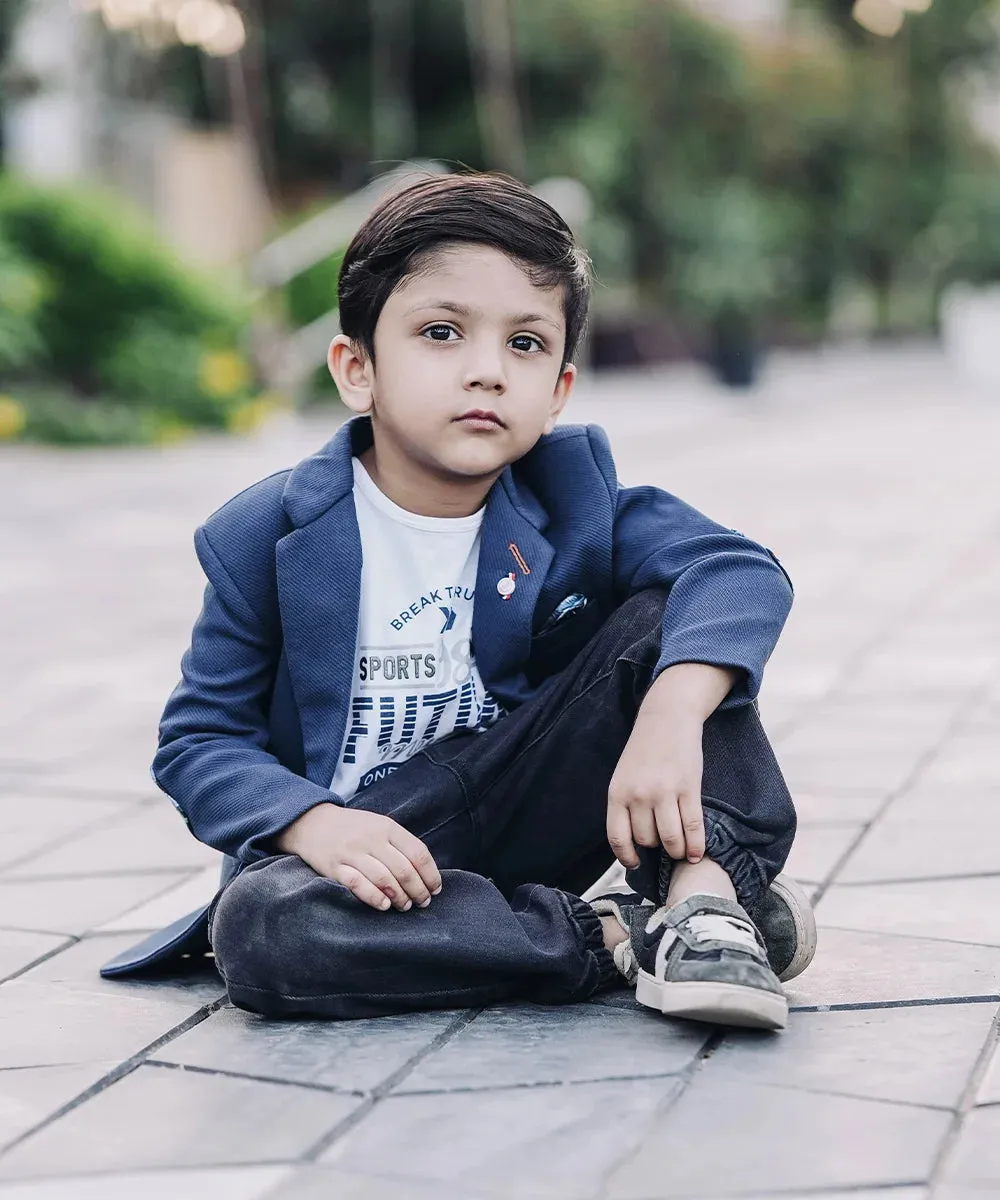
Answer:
[
  {"left": 509, "top": 543, "right": 531, "bottom": 575},
  {"left": 497, "top": 572, "right": 516, "bottom": 600}
]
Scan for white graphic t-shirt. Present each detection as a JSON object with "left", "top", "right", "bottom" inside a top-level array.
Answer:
[{"left": 329, "top": 457, "right": 503, "bottom": 800}]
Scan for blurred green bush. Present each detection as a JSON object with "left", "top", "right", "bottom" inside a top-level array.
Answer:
[
  {"left": 0, "top": 181, "right": 273, "bottom": 446},
  {"left": 283, "top": 244, "right": 345, "bottom": 400}
]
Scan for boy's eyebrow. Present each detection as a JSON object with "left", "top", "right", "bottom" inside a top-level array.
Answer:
[{"left": 405, "top": 299, "right": 563, "bottom": 331}]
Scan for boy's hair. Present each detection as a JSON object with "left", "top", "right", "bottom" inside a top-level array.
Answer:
[{"left": 338, "top": 172, "right": 592, "bottom": 368}]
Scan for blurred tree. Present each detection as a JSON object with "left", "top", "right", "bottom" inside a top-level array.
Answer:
[
  {"left": 464, "top": 0, "right": 526, "bottom": 177},
  {"left": 0, "top": 0, "right": 28, "bottom": 161},
  {"left": 797, "top": 0, "right": 1000, "bottom": 328}
]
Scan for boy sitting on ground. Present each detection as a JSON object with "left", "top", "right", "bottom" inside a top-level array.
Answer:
[{"left": 127, "top": 172, "right": 815, "bottom": 1030}]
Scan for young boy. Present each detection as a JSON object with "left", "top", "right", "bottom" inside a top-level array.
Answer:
[{"left": 103, "top": 172, "right": 815, "bottom": 1031}]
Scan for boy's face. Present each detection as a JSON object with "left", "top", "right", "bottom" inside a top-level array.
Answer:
[{"left": 329, "top": 244, "right": 576, "bottom": 484}]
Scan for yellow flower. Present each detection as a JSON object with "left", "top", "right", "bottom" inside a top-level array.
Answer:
[
  {"left": 199, "top": 350, "right": 251, "bottom": 399},
  {"left": 0, "top": 396, "right": 27, "bottom": 441},
  {"left": 224, "top": 398, "right": 265, "bottom": 436},
  {"left": 152, "top": 415, "right": 192, "bottom": 446}
]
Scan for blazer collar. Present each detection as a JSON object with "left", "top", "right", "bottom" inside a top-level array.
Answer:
[{"left": 281, "top": 415, "right": 552, "bottom": 537}]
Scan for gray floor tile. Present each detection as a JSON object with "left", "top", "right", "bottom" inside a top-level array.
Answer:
[
  {"left": 784, "top": 824, "right": 862, "bottom": 885},
  {"left": 0, "top": 872, "right": 197, "bottom": 936},
  {"left": 785, "top": 928, "right": 1000, "bottom": 1009},
  {"left": 0, "top": 796, "right": 129, "bottom": 871},
  {"left": 0, "top": 931, "right": 68, "bottom": 983},
  {"left": 395, "top": 1003, "right": 708, "bottom": 1093},
  {"left": 605, "top": 1078, "right": 949, "bottom": 1197},
  {"left": 839, "top": 819, "right": 1000, "bottom": 884},
  {"left": 0, "top": 1167, "right": 292, "bottom": 1200},
  {"left": 321, "top": 1077, "right": 679, "bottom": 1197},
  {"left": 6, "top": 803, "right": 218, "bottom": 879},
  {"left": 780, "top": 751, "right": 922, "bottom": 797},
  {"left": 941, "top": 1107, "right": 1000, "bottom": 1185},
  {"left": 267, "top": 1166, "right": 492, "bottom": 1200},
  {"left": 0, "top": 1064, "right": 360, "bottom": 1178},
  {"left": 708, "top": 1003, "right": 996, "bottom": 1109},
  {"left": 977, "top": 1039, "right": 1000, "bottom": 1106},
  {"left": 158, "top": 1005, "right": 461, "bottom": 1093},
  {"left": 818, "top": 878, "right": 1000, "bottom": 947},
  {"left": 0, "top": 981, "right": 205, "bottom": 1069},
  {"left": 919, "top": 745, "right": 1000, "bottom": 790},
  {"left": 96, "top": 865, "right": 219, "bottom": 933},
  {"left": 882, "top": 786, "right": 1000, "bottom": 824},
  {"left": 16, "top": 934, "right": 224, "bottom": 1008},
  {"left": 791, "top": 792, "right": 885, "bottom": 825},
  {"left": 0, "top": 1063, "right": 115, "bottom": 1147}
]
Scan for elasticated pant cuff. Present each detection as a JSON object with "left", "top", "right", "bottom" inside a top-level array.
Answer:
[{"left": 562, "top": 891, "right": 620, "bottom": 995}]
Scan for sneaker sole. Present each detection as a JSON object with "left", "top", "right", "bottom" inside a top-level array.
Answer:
[
  {"left": 636, "top": 970, "right": 788, "bottom": 1031},
  {"left": 767, "top": 874, "right": 818, "bottom": 983}
]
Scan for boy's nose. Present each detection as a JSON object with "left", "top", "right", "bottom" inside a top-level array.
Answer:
[{"left": 462, "top": 350, "right": 507, "bottom": 394}]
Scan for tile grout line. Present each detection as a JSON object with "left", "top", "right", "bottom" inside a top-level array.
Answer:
[
  {"left": 142, "top": 1058, "right": 369, "bottom": 1099},
  {"left": 824, "top": 870, "right": 1000, "bottom": 889},
  {"left": 297, "top": 1007, "right": 484, "bottom": 1165},
  {"left": 791, "top": 995, "right": 1000, "bottom": 1014},
  {"left": 143, "top": 1057, "right": 713, "bottom": 1100},
  {"left": 0, "top": 934, "right": 80, "bottom": 985},
  {"left": 638, "top": 1180, "right": 928, "bottom": 1200},
  {"left": 814, "top": 925, "right": 1000, "bottom": 951},
  {"left": 593, "top": 1030, "right": 726, "bottom": 1200},
  {"left": 926, "top": 1002, "right": 1000, "bottom": 1195},
  {"left": 0, "top": 866, "right": 211, "bottom": 884},
  {"left": 0, "top": 996, "right": 228, "bottom": 1160}
]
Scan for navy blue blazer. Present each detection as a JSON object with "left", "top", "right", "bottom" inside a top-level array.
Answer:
[{"left": 101, "top": 415, "right": 792, "bottom": 978}]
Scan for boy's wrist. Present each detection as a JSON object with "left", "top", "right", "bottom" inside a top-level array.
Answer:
[
  {"left": 640, "top": 663, "right": 739, "bottom": 726},
  {"left": 275, "top": 801, "right": 342, "bottom": 855}
]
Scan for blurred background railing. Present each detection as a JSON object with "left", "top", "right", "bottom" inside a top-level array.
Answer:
[{"left": 1, "top": 0, "right": 999, "bottom": 445}]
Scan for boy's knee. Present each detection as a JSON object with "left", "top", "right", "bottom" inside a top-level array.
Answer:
[{"left": 209, "top": 857, "right": 325, "bottom": 1006}]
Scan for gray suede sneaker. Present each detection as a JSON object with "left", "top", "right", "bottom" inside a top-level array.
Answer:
[
  {"left": 749, "top": 874, "right": 817, "bottom": 983},
  {"left": 590, "top": 891, "right": 654, "bottom": 986},
  {"left": 631, "top": 894, "right": 788, "bottom": 1031}
]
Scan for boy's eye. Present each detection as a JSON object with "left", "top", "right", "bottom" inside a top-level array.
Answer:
[
  {"left": 510, "top": 334, "right": 544, "bottom": 353},
  {"left": 423, "top": 324, "right": 458, "bottom": 342}
]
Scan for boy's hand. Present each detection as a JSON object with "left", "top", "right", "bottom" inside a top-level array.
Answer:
[
  {"left": 606, "top": 662, "right": 739, "bottom": 868},
  {"left": 607, "top": 714, "right": 706, "bottom": 867},
  {"left": 276, "top": 804, "right": 442, "bottom": 912}
]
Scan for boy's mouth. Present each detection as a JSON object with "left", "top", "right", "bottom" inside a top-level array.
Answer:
[{"left": 456, "top": 409, "right": 506, "bottom": 429}]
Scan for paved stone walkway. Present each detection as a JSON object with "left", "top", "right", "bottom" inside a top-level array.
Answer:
[{"left": 1, "top": 346, "right": 999, "bottom": 1199}]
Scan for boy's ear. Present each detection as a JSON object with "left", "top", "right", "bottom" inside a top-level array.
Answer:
[
  {"left": 543, "top": 363, "right": 577, "bottom": 435},
  {"left": 328, "top": 334, "right": 374, "bottom": 414}
]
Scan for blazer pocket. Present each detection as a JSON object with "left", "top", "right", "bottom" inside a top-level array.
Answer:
[
  {"left": 535, "top": 593, "right": 592, "bottom": 638},
  {"left": 527, "top": 595, "right": 603, "bottom": 686}
]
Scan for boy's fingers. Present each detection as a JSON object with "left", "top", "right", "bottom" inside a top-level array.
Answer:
[
  {"left": 380, "top": 843, "right": 432, "bottom": 908},
  {"left": 333, "top": 866, "right": 392, "bottom": 911},
  {"left": 654, "top": 799, "right": 687, "bottom": 861},
  {"left": 678, "top": 791, "right": 705, "bottom": 863},
  {"left": 607, "top": 805, "right": 639, "bottom": 868},
  {"left": 358, "top": 854, "right": 412, "bottom": 911},
  {"left": 629, "top": 804, "right": 660, "bottom": 850},
  {"left": 389, "top": 829, "right": 442, "bottom": 896}
]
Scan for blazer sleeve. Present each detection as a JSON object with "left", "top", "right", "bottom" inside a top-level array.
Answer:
[
  {"left": 590, "top": 428, "right": 793, "bottom": 709},
  {"left": 152, "top": 525, "right": 338, "bottom": 863}
]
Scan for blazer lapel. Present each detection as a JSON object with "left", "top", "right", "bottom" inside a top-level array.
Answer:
[
  {"left": 473, "top": 473, "right": 554, "bottom": 709},
  {"left": 276, "top": 495, "right": 361, "bottom": 789},
  {"left": 277, "top": 418, "right": 368, "bottom": 791}
]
